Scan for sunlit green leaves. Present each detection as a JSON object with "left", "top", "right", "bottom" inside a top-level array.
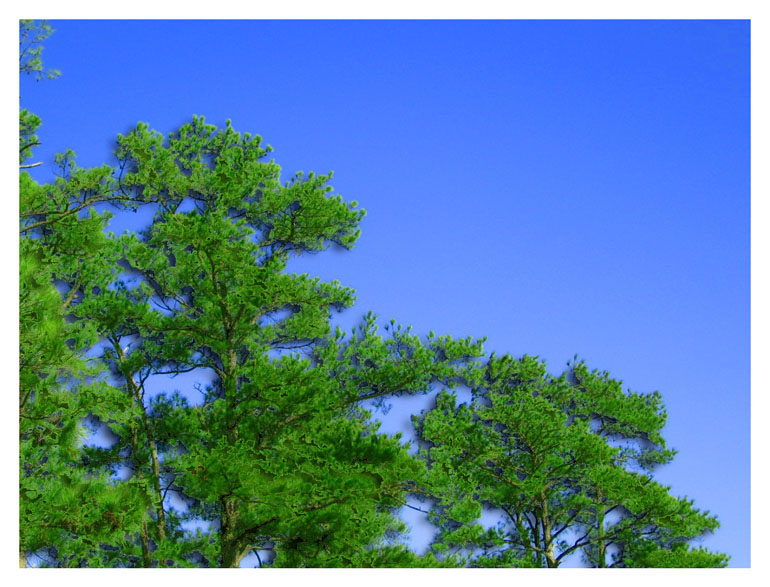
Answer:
[
  {"left": 19, "top": 20, "right": 60, "bottom": 81},
  {"left": 414, "top": 354, "right": 728, "bottom": 567}
]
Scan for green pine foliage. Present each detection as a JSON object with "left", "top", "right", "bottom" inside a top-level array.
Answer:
[
  {"left": 19, "top": 20, "right": 730, "bottom": 568},
  {"left": 412, "top": 354, "right": 728, "bottom": 567},
  {"left": 20, "top": 20, "right": 60, "bottom": 81},
  {"left": 19, "top": 170, "right": 148, "bottom": 566}
]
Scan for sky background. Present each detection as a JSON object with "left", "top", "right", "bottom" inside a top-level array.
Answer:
[{"left": 19, "top": 19, "right": 750, "bottom": 567}]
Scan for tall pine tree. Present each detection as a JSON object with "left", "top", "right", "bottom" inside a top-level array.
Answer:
[{"left": 413, "top": 354, "right": 729, "bottom": 567}]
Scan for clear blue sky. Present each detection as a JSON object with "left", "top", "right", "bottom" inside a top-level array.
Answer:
[{"left": 20, "top": 19, "right": 750, "bottom": 567}]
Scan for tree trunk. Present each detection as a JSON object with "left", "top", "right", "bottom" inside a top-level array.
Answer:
[
  {"left": 541, "top": 497, "right": 558, "bottom": 568},
  {"left": 114, "top": 339, "right": 167, "bottom": 565},
  {"left": 532, "top": 514, "right": 543, "bottom": 567},
  {"left": 220, "top": 496, "right": 248, "bottom": 568},
  {"left": 219, "top": 346, "right": 246, "bottom": 568},
  {"left": 597, "top": 505, "right": 606, "bottom": 568},
  {"left": 140, "top": 517, "right": 152, "bottom": 568},
  {"left": 127, "top": 398, "right": 152, "bottom": 567}
]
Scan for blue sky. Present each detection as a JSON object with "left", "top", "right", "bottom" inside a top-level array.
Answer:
[{"left": 19, "top": 19, "right": 750, "bottom": 567}]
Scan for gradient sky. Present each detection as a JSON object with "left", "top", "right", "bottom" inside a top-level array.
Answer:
[{"left": 20, "top": 19, "right": 750, "bottom": 567}]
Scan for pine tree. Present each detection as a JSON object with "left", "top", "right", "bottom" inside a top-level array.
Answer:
[
  {"left": 413, "top": 354, "right": 728, "bottom": 567},
  {"left": 69, "top": 117, "right": 484, "bottom": 566},
  {"left": 19, "top": 20, "right": 730, "bottom": 568}
]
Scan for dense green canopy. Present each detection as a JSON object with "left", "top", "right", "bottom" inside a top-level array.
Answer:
[
  {"left": 19, "top": 20, "right": 728, "bottom": 568},
  {"left": 413, "top": 354, "right": 727, "bottom": 567}
]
